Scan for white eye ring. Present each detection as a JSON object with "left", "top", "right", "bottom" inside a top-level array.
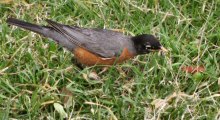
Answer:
[{"left": 145, "top": 45, "right": 151, "bottom": 48}]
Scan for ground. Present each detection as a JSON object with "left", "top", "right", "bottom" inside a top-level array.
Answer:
[{"left": 0, "top": 0, "right": 220, "bottom": 119}]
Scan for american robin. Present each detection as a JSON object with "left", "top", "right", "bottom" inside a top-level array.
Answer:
[{"left": 6, "top": 18, "right": 167, "bottom": 66}]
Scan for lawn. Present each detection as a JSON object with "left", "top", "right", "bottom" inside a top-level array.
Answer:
[{"left": 0, "top": 0, "right": 220, "bottom": 119}]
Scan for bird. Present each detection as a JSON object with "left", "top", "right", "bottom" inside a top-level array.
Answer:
[{"left": 6, "top": 18, "right": 167, "bottom": 66}]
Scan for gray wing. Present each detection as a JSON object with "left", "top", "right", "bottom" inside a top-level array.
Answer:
[
  {"left": 46, "top": 19, "right": 132, "bottom": 58},
  {"left": 67, "top": 27, "right": 132, "bottom": 57}
]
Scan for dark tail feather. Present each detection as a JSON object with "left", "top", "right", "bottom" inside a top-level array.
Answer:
[
  {"left": 6, "top": 18, "right": 77, "bottom": 51},
  {"left": 6, "top": 18, "right": 45, "bottom": 35}
]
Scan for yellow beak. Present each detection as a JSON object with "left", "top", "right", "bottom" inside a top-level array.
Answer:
[{"left": 160, "top": 46, "right": 168, "bottom": 52}]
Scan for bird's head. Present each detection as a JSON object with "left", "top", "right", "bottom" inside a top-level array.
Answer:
[{"left": 132, "top": 34, "right": 167, "bottom": 54}]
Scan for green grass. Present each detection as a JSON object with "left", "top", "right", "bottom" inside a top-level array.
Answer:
[{"left": 0, "top": 0, "right": 220, "bottom": 119}]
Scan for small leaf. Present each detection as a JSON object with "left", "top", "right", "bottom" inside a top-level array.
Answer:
[
  {"left": 88, "top": 72, "right": 100, "bottom": 80},
  {"left": 181, "top": 66, "right": 205, "bottom": 74},
  {"left": 53, "top": 103, "right": 67, "bottom": 118},
  {"left": 61, "top": 87, "right": 74, "bottom": 108}
]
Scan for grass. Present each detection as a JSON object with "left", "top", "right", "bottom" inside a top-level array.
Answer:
[{"left": 0, "top": 0, "right": 220, "bottom": 119}]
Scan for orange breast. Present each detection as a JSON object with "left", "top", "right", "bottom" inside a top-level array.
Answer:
[{"left": 73, "top": 47, "right": 135, "bottom": 66}]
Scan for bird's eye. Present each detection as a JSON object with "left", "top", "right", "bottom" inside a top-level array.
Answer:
[{"left": 145, "top": 45, "right": 151, "bottom": 49}]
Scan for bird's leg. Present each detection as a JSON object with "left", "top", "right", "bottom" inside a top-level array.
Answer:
[{"left": 98, "top": 66, "right": 109, "bottom": 74}]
